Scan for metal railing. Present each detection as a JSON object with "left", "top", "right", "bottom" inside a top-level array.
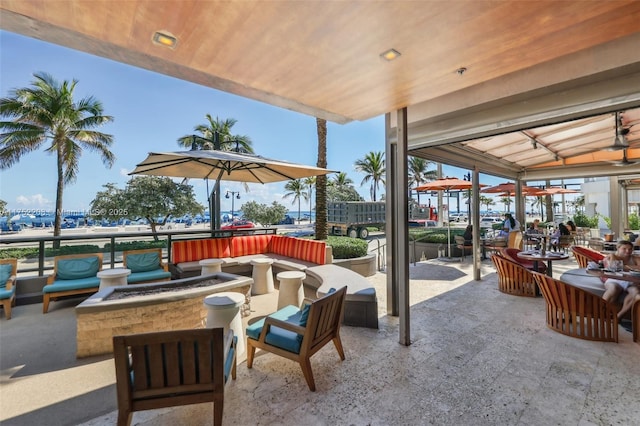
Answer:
[{"left": 0, "top": 227, "right": 277, "bottom": 277}]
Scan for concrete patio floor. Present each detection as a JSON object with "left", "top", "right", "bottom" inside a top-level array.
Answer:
[{"left": 1, "top": 257, "right": 638, "bottom": 425}]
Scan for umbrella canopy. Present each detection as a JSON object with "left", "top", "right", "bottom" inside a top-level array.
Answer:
[
  {"left": 130, "top": 150, "right": 334, "bottom": 183},
  {"left": 130, "top": 150, "right": 335, "bottom": 230},
  {"left": 481, "top": 182, "right": 539, "bottom": 195},
  {"left": 414, "top": 177, "right": 479, "bottom": 192},
  {"left": 529, "top": 187, "right": 580, "bottom": 196}
]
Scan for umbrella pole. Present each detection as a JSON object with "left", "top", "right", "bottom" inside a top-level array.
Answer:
[{"left": 447, "top": 220, "right": 451, "bottom": 258}]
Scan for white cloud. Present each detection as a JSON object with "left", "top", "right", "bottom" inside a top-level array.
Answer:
[
  {"left": 119, "top": 168, "right": 130, "bottom": 176},
  {"left": 15, "top": 194, "right": 53, "bottom": 209}
]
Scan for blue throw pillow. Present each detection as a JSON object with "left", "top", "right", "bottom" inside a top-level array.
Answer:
[
  {"left": 299, "top": 303, "right": 311, "bottom": 327},
  {"left": 0, "top": 264, "right": 12, "bottom": 289},
  {"left": 56, "top": 257, "right": 100, "bottom": 280},
  {"left": 126, "top": 252, "right": 160, "bottom": 272}
]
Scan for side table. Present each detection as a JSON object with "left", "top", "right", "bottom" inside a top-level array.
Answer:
[
  {"left": 250, "top": 258, "right": 274, "bottom": 295},
  {"left": 203, "top": 292, "right": 246, "bottom": 355},
  {"left": 200, "top": 258, "right": 224, "bottom": 275},
  {"left": 97, "top": 268, "right": 131, "bottom": 290},
  {"left": 276, "top": 271, "right": 306, "bottom": 309}
]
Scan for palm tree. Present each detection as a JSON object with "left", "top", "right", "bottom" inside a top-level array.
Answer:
[
  {"left": 303, "top": 176, "right": 316, "bottom": 221},
  {"left": 355, "top": 151, "right": 385, "bottom": 201},
  {"left": 177, "top": 114, "right": 254, "bottom": 153},
  {"left": 479, "top": 195, "right": 495, "bottom": 214},
  {"left": 0, "top": 72, "right": 115, "bottom": 242},
  {"left": 500, "top": 196, "right": 512, "bottom": 212},
  {"left": 408, "top": 156, "right": 437, "bottom": 204},
  {"left": 330, "top": 171, "right": 354, "bottom": 187},
  {"left": 283, "top": 179, "right": 308, "bottom": 221},
  {"left": 315, "top": 118, "right": 328, "bottom": 240}
]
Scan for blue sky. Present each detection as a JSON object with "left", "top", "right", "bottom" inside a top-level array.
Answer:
[{"left": 0, "top": 31, "right": 576, "bottom": 216}]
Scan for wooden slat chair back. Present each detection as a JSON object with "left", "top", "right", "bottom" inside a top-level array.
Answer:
[
  {"left": 246, "top": 286, "right": 347, "bottom": 391},
  {"left": 490, "top": 254, "right": 538, "bottom": 297},
  {"left": 570, "top": 245, "right": 605, "bottom": 268},
  {"left": 113, "top": 327, "right": 236, "bottom": 426},
  {"left": 555, "top": 235, "right": 575, "bottom": 253},
  {"left": 0, "top": 258, "right": 18, "bottom": 319},
  {"left": 508, "top": 231, "right": 523, "bottom": 250},
  {"left": 531, "top": 272, "right": 618, "bottom": 343},
  {"left": 454, "top": 235, "right": 473, "bottom": 262}
]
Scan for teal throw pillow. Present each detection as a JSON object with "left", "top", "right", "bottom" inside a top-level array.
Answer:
[
  {"left": 127, "top": 252, "right": 160, "bottom": 272},
  {"left": 0, "top": 264, "right": 13, "bottom": 289},
  {"left": 56, "top": 257, "right": 100, "bottom": 280},
  {"left": 299, "top": 303, "right": 311, "bottom": 327}
]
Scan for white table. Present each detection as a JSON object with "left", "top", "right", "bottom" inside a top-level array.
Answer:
[
  {"left": 199, "top": 258, "right": 224, "bottom": 275},
  {"left": 203, "top": 292, "right": 246, "bottom": 355},
  {"left": 250, "top": 258, "right": 274, "bottom": 295},
  {"left": 276, "top": 271, "right": 306, "bottom": 309},
  {"left": 97, "top": 268, "right": 131, "bottom": 290}
]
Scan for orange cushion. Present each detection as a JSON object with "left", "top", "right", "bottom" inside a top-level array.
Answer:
[
  {"left": 231, "top": 235, "right": 272, "bottom": 257},
  {"left": 292, "top": 238, "right": 326, "bottom": 264},
  {"left": 572, "top": 245, "right": 605, "bottom": 262},
  {"left": 269, "top": 235, "right": 296, "bottom": 258},
  {"left": 172, "top": 238, "right": 231, "bottom": 263}
]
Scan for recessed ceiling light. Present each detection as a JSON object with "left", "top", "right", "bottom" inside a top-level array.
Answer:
[
  {"left": 380, "top": 48, "right": 401, "bottom": 61},
  {"left": 152, "top": 31, "right": 177, "bottom": 49}
]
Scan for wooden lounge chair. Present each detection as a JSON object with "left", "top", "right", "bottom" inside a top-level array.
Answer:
[
  {"left": 454, "top": 235, "right": 473, "bottom": 262},
  {"left": 490, "top": 254, "right": 538, "bottom": 297},
  {"left": 570, "top": 245, "right": 605, "bottom": 268},
  {"left": 43, "top": 253, "right": 103, "bottom": 313},
  {"left": 246, "top": 286, "right": 347, "bottom": 391},
  {"left": 122, "top": 248, "right": 171, "bottom": 284},
  {"left": 0, "top": 258, "right": 18, "bottom": 319},
  {"left": 531, "top": 272, "right": 618, "bottom": 342},
  {"left": 113, "top": 327, "right": 236, "bottom": 426}
]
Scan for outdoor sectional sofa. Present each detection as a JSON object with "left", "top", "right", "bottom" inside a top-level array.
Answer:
[{"left": 170, "top": 234, "right": 379, "bottom": 328}]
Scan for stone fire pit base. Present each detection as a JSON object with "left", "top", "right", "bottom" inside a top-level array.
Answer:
[{"left": 75, "top": 273, "right": 252, "bottom": 358}]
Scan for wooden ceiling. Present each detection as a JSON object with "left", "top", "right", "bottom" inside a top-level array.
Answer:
[{"left": 2, "top": 0, "right": 640, "bottom": 124}]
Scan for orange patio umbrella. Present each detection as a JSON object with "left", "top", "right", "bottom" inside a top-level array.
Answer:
[
  {"left": 529, "top": 187, "right": 580, "bottom": 196},
  {"left": 481, "top": 182, "right": 540, "bottom": 195},
  {"left": 414, "top": 177, "right": 485, "bottom": 258}
]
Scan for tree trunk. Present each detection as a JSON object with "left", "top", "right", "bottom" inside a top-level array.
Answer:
[
  {"left": 315, "top": 118, "right": 328, "bottom": 240},
  {"left": 53, "top": 145, "right": 64, "bottom": 249}
]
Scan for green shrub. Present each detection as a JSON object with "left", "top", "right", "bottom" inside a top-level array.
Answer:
[
  {"left": 409, "top": 227, "right": 459, "bottom": 243},
  {"left": 573, "top": 212, "right": 598, "bottom": 228},
  {"left": 326, "top": 236, "right": 368, "bottom": 259},
  {"left": 104, "top": 240, "right": 167, "bottom": 251},
  {"left": 628, "top": 213, "right": 639, "bottom": 230}
]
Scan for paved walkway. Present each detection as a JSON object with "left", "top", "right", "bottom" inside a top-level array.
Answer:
[{"left": 1, "top": 258, "right": 639, "bottom": 425}]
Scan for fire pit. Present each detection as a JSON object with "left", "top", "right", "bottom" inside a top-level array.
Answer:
[{"left": 75, "top": 272, "right": 252, "bottom": 357}]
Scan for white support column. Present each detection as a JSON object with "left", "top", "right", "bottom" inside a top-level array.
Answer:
[{"left": 386, "top": 108, "right": 411, "bottom": 346}]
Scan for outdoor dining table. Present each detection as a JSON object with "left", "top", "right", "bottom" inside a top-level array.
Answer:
[
  {"left": 517, "top": 251, "right": 569, "bottom": 277},
  {"left": 586, "top": 267, "right": 640, "bottom": 284}
]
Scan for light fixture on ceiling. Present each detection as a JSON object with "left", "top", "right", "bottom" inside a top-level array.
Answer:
[
  {"left": 606, "top": 111, "right": 629, "bottom": 151},
  {"left": 380, "top": 48, "right": 401, "bottom": 61},
  {"left": 152, "top": 31, "right": 178, "bottom": 49}
]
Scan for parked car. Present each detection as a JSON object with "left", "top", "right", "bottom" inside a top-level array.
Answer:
[
  {"left": 449, "top": 213, "right": 468, "bottom": 222},
  {"left": 220, "top": 219, "right": 255, "bottom": 230},
  {"left": 480, "top": 217, "right": 503, "bottom": 229}
]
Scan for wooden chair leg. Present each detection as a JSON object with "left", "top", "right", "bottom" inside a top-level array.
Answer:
[
  {"left": 117, "top": 410, "right": 132, "bottom": 426},
  {"left": 246, "top": 341, "right": 255, "bottom": 368},
  {"left": 299, "top": 358, "right": 316, "bottom": 391},
  {"left": 1, "top": 299, "right": 11, "bottom": 320},
  {"left": 42, "top": 294, "right": 50, "bottom": 314},
  {"left": 333, "top": 336, "right": 345, "bottom": 360},
  {"left": 214, "top": 398, "right": 223, "bottom": 426}
]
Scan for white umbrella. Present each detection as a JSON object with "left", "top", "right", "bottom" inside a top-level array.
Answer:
[{"left": 130, "top": 150, "right": 334, "bottom": 229}]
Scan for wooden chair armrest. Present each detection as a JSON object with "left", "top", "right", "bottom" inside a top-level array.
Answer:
[
  {"left": 258, "top": 316, "right": 306, "bottom": 342},
  {"left": 5, "top": 276, "right": 16, "bottom": 291},
  {"left": 46, "top": 274, "right": 56, "bottom": 285}
]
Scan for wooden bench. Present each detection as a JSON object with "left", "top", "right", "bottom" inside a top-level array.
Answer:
[{"left": 43, "top": 253, "right": 103, "bottom": 313}]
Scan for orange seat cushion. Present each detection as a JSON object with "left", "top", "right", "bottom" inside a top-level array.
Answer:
[
  {"left": 172, "top": 238, "right": 232, "bottom": 264},
  {"left": 231, "top": 235, "right": 273, "bottom": 257}
]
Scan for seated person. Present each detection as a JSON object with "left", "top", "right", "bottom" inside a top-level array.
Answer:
[
  {"left": 463, "top": 224, "right": 473, "bottom": 245},
  {"left": 548, "top": 223, "right": 570, "bottom": 251},
  {"left": 602, "top": 240, "right": 640, "bottom": 321},
  {"left": 566, "top": 220, "right": 577, "bottom": 233},
  {"left": 526, "top": 219, "right": 543, "bottom": 234}
]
